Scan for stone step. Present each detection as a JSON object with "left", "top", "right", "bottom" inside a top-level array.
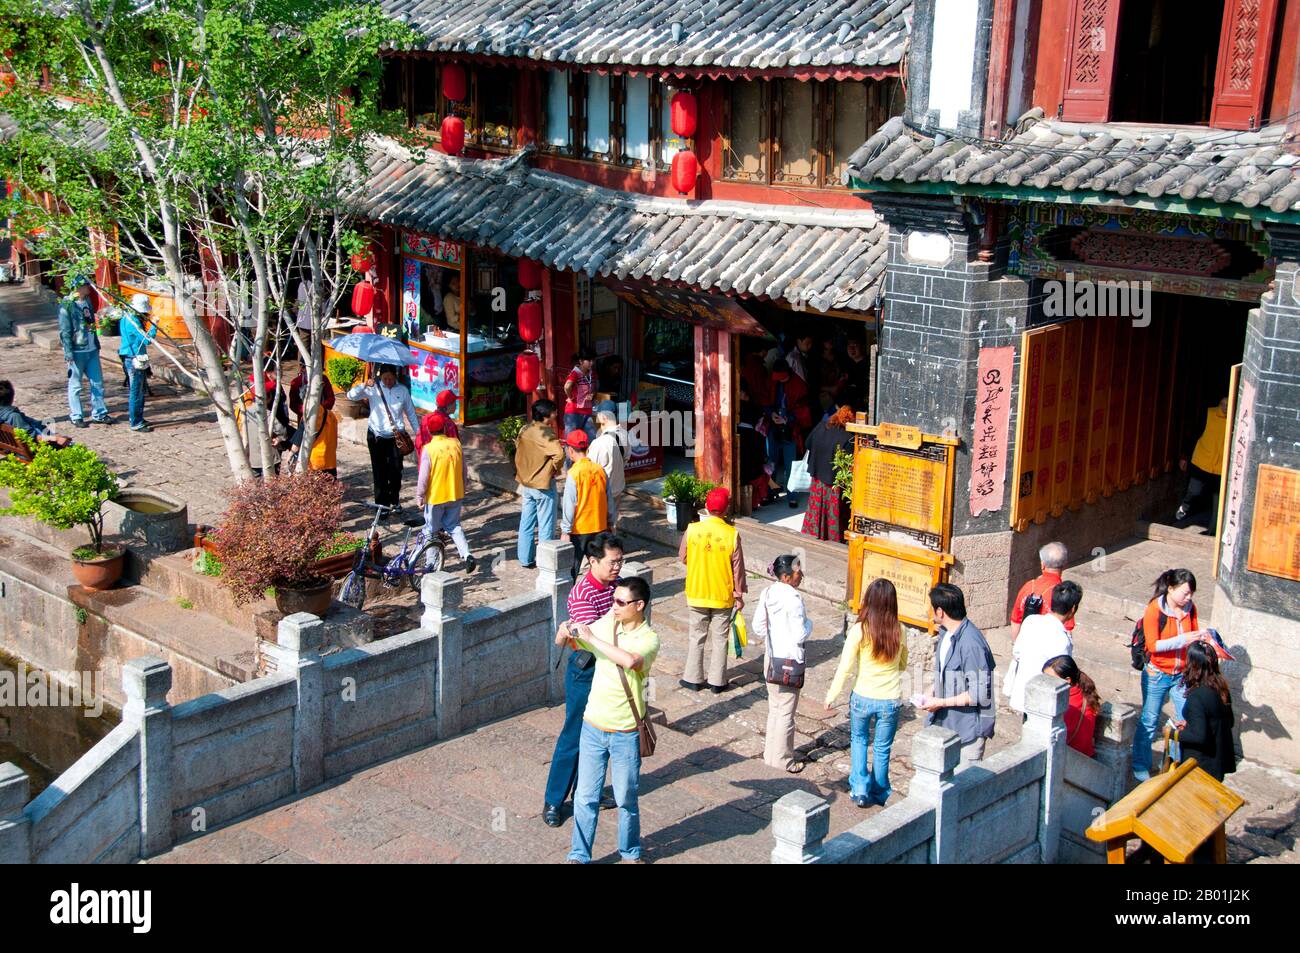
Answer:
[{"left": 1139, "top": 518, "right": 1217, "bottom": 555}]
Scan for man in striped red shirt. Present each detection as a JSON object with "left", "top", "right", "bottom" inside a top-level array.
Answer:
[{"left": 543, "top": 533, "right": 624, "bottom": 827}]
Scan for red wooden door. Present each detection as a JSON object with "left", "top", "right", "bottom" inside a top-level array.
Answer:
[
  {"left": 1210, "top": 0, "right": 1281, "bottom": 129},
  {"left": 1060, "top": 0, "right": 1124, "bottom": 121}
]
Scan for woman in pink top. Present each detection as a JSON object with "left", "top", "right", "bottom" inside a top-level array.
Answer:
[{"left": 563, "top": 348, "right": 597, "bottom": 441}]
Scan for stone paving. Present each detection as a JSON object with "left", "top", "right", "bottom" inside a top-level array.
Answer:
[{"left": 5, "top": 282, "right": 1296, "bottom": 864}]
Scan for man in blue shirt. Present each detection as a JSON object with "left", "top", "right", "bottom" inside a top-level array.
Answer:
[
  {"left": 57, "top": 276, "right": 112, "bottom": 428},
  {"left": 118, "top": 293, "right": 158, "bottom": 432}
]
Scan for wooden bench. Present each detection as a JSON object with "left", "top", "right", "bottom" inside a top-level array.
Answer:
[{"left": 0, "top": 422, "right": 36, "bottom": 462}]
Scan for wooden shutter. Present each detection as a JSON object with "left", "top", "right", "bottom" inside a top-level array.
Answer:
[
  {"left": 1210, "top": 0, "right": 1281, "bottom": 129},
  {"left": 1059, "top": 0, "right": 1123, "bottom": 122}
]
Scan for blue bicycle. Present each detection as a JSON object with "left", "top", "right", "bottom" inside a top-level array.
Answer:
[{"left": 340, "top": 503, "right": 448, "bottom": 611}]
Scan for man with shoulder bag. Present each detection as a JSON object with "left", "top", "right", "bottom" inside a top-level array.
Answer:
[
  {"left": 119, "top": 293, "right": 158, "bottom": 433},
  {"left": 555, "top": 576, "right": 660, "bottom": 864}
]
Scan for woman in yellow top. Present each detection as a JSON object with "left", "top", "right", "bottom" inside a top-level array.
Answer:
[
  {"left": 825, "top": 578, "right": 908, "bottom": 808},
  {"left": 1176, "top": 397, "right": 1228, "bottom": 522}
]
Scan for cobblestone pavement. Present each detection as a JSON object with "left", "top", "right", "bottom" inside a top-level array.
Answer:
[{"left": 6, "top": 284, "right": 1296, "bottom": 864}]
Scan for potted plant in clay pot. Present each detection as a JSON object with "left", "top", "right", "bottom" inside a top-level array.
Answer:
[
  {"left": 0, "top": 434, "right": 124, "bottom": 590},
  {"left": 327, "top": 356, "right": 368, "bottom": 419},
  {"left": 663, "top": 473, "right": 715, "bottom": 532},
  {"left": 211, "top": 470, "right": 344, "bottom": 617}
]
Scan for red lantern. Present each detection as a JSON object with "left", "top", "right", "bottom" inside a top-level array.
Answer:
[
  {"left": 442, "top": 63, "right": 467, "bottom": 103},
  {"left": 670, "top": 91, "right": 697, "bottom": 138},
  {"left": 441, "top": 115, "right": 465, "bottom": 156},
  {"left": 517, "top": 258, "right": 542, "bottom": 291},
  {"left": 351, "top": 281, "right": 376, "bottom": 317},
  {"left": 350, "top": 325, "right": 376, "bottom": 335},
  {"left": 350, "top": 242, "right": 376, "bottom": 273},
  {"left": 671, "top": 150, "right": 697, "bottom": 195},
  {"left": 516, "top": 351, "right": 540, "bottom": 393},
  {"left": 518, "top": 300, "right": 543, "bottom": 343}
]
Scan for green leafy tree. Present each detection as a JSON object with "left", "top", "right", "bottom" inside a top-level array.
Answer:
[
  {"left": 0, "top": 0, "right": 414, "bottom": 478},
  {"left": 0, "top": 433, "right": 120, "bottom": 556}
]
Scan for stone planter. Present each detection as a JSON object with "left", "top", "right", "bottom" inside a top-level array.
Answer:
[
  {"left": 71, "top": 549, "right": 125, "bottom": 591},
  {"left": 333, "top": 396, "right": 368, "bottom": 420},
  {"left": 103, "top": 489, "right": 189, "bottom": 555},
  {"left": 273, "top": 577, "right": 332, "bottom": 617}
]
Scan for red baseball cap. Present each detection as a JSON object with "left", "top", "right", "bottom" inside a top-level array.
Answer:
[
  {"left": 705, "top": 487, "right": 731, "bottom": 513},
  {"left": 436, "top": 389, "right": 458, "bottom": 409},
  {"left": 426, "top": 412, "right": 447, "bottom": 435},
  {"left": 565, "top": 430, "right": 589, "bottom": 450}
]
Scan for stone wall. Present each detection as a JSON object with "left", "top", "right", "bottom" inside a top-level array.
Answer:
[
  {"left": 0, "top": 543, "right": 625, "bottom": 863},
  {"left": 772, "top": 677, "right": 1138, "bottom": 864}
]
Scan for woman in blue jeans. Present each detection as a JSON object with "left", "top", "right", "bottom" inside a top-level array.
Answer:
[
  {"left": 1132, "top": 568, "right": 1207, "bottom": 781},
  {"left": 825, "top": 578, "right": 909, "bottom": 807}
]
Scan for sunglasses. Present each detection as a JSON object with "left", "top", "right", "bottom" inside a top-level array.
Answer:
[{"left": 612, "top": 597, "right": 642, "bottom": 607}]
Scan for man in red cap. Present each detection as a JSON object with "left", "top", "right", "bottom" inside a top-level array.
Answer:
[
  {"left": 415, "top": 410, "right": 476, "bottom": 574},
  {"left": 560, "top": 429, "right": 609, "bottom": 582},
  {"left": 435, "top": 389, "right": 460, "bottom": 439},
  {"left": 678, "top": 486, "right": 747, "bottom": 693}
]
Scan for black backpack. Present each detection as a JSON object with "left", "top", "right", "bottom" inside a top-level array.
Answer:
[{"left": 1129, "top": 609, "right": 1167, "bottom": 671}]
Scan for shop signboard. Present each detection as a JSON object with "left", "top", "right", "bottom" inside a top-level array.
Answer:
[
  {"left": 406, "top": 344, "right": 460, "bottom": 414},
  {"left": 465, "top": 350, "right": 522, "bottom": 423},
  {"left": 402, "top": 232, "right": 463, "bottom": 266}
]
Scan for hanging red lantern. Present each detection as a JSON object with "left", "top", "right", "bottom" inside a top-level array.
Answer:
[
  {"left": 516, "top": 351, "right": 540, "bottom": 393},
  {"left": 351, "top": 281, "right": 376, "bottom": 318},
  {"left": 350, "top": 325, "right": 376, "bottom": 335},
  {"left": 442, "top": 63, "right": 467, "bottom": 103},
  {"left": 671, "top": 149, "right": 698, "bottom": 195},
  {"left": 350, "top": 242, "right": 376, "bottom": 273},
  {"left": 670, "top": 91, "right": 697, "bottom": 138},
  {"left": 441, "top": 115, "right": 465, "bottom": 156},
  {"left": 518, "top": 300, "right": 543, "bottom": 343},
  {"left": 517, "top": 258, "right": 542, "bottom": 291}
]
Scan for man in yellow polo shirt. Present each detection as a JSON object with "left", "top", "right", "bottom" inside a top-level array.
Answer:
[
  {"left": 555, "top": 576, "right": 659, "bottom": 863},
  {"left": 678, "top": 487, "right": 748, "bottom": 694},
  {"left": 1176, "top": 396, "right": 1229, "bottom": 523},
  {"left": 560, "top": 429, "right": 609, "bottom": 581},
  {"left": 415, "top": 411, "right": 476, "bottom": 574}
]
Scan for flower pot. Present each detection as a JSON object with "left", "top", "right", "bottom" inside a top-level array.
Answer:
[
  {"left": 664, "top": 498, "right": 677, "bottom": 526},
  {"left": 333, "top": 396, "right": 368, "bottom": 420},
  {"left": 674, "top": 500, "right": 698, "bottom": 532},
  {"left": 71, "top": 549, "right": 125, "bottom": 591},
  {"left": 273, "top": 577, "right": 333, "bottom": 617},
  {"left": 104, "top": 489, "right": 189, "bottom": 555}
]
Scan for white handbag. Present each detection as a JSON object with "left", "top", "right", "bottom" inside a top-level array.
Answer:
[{"left": 787, "top": 453, "right": 812, "bottom": 493}]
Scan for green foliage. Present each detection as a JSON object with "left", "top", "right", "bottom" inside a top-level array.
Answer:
[
  {"left": 832, "top": 445, "right": 854, "bottom": 503},
  {"left": 194, "top": 549, "right": 223, "bottom": 577},
  {"left": 314, "top": 531, "right": 365, "bottom": 560},
  {"left": 176, "top": 597, "right": 194, "bottom": 610},
  {"left": 326, "top": 355, "right": 365, "bottom": 392},
  {"left": 663, "top": 472, "right": 716, "bottom": 508},
  {"left": 75, "top": 607, "right": 88, "bottom": 626},
  {"left": 0, "top": 433, "right": 119, "bottom": 554},
  {"left": 496, "top": 415, "right": 526, "bottom": 460}
]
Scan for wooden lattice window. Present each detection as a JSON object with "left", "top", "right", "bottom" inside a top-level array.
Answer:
[
  {"left": 1210, "top": 0, "right": 1281, "bottom": 129},
  {"left": 1059, "top": 0, "right": 1122, "bottom": 122}
]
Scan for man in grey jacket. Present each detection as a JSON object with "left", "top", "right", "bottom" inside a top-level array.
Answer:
[
  {"left": 920, "top": 583, "right": 996, "bottom": 765},
  {"left": 58, "top": 276, "right": 111, "bottom": 427}
]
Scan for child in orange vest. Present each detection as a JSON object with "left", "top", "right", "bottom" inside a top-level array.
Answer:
[{"left": 561, "top": 430, "right": 609, "bottom": 581}]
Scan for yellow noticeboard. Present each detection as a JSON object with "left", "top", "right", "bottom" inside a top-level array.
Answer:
[
  {"left": 1246, "top": 464, "right": 1300, "bottom": 582},
  {"left": 847, "top": 536, "right": 952, "bottom": 631},
  {"left": 847, "top": 424, "right": 957, "bottom": 553}
]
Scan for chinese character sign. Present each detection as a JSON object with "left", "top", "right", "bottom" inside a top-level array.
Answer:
[
  {"left": 402, "top": 259, "right": 420, "bottom": 329},
  {"left": 407, "top": 344, "right": 461, "bottom": 413},
  {"left": 1220, "top": 379, "right": 1255, "bottom": 574},
  {"left": 970, "top": 346, "right": 1014, "bottom": 517}
]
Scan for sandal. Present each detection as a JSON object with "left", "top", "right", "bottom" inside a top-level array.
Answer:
[{"left": 785, "top": 761, "right": 806, "bottom": 774}]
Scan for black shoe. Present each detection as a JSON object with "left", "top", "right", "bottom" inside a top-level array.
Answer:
[
  {"left": 542, "top": 804, "right": 563, "bottom": 827},
  {"left": 92, "top": 415, "right": 114, "bottom": 425},
  {"left": 599, "top": 794, "right": 617, "bottom": 811},
  {"left": 679, "top": 679, "right": 706, "bottom": 692},
  {"left": 520, "top": 562, "right": 536, "bottom": 570},
  {"left": 73, "top": 418, "right": 89, "bottom": 429},
  {"left": 788, "top": 498, "right": 799, "bottom": 508},
  {"left": 709, "top": 682, "right": 729, "bottom": 694},
  {"left": 464, "top": 555, "right": 478, "bottom": 574},
  {"left": 851, "top": 795, "right": 872, "bottom": 809}
]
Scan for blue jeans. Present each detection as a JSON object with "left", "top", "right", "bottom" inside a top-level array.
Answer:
[
  {"left": 850, "top": 694, "right": 901, "bottom": 802},
  {"left": 517, "top": 485, "right": 556, "bottom": 566},
  {"left": 67, "top": 350, "right": 107, "bottom": 421},
  {"left": 768, "top": 434, "right": 800, "bottom": 505},
  {"left": 563, "top": 412, "right": 596, "bottom": 441},
  {"left": 568, "top": 721, "right": 642, "bottom": 863},
  {"left": 543, "top": 654, "right": 595, "bottom": 806},
  {"left": 1132, "top": 668, "right": 1188, "bottom": 781},
  {"left": 125, "top": 360, "right": 146, "bottom": 427}
]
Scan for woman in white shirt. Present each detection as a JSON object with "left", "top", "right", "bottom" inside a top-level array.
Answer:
[
  {"left": 348, "top": 363, "right": 420, "bottom": 511},
  {"left": 752, "top": 555, "right": 813, "bottom": 773}
]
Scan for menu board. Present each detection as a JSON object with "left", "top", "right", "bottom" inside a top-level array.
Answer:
[{"left": 1246, "top": 465, "right": 1300, "bottom": 582}]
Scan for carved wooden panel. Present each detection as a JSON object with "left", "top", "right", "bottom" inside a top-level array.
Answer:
[
  {"left": 1210, "top": 0, "right": 1280, "bottom": 129},
  {"left": 1060, "top": 0, "right": 1123, "bottom": 122}
]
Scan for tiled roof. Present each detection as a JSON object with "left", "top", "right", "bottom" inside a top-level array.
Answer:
[
  {"left": 357, "top": 140, "right": 888, "bottom": 312},
  {"left": 846, "top": 111, "right": 1300, "bottom": 215},
  {"left": 380, "top": 0, "right": 911, "bottom": 70}
]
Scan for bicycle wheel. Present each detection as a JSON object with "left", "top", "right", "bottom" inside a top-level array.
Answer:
[
  {"left": 340, "top": 570, "right": 366, "bottom": 611},
  {"left": 410, "top": 538, "right": 446, "bottom": 584}
]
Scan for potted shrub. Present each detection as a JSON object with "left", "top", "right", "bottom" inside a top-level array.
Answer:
[
  {"left": 496, "top": 414, "right": 526, "bottom": 461},
  {"left": 663, "top": 472, "right": 711, "bottom": 531},
  {"left": 211, "top": 470, "right": 344, "bottom": 616},
  {"left": 0, "top": 434, "right": 124, "bottom": 590},
  {"left": 327, "top": 356, "right": 368, "bottom": 419},
  {"left": 193, "top": 524, "right": 379, "bottom": 579}
]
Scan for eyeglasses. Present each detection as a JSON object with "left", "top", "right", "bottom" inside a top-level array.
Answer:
[{"left": 612, "top": 597, "right": 641, "bottom": 607}]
